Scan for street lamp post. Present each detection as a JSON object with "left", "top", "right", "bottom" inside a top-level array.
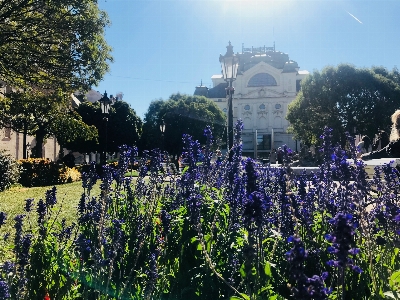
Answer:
[
  {"left": 219, "top": 42, "right": 239, "bottom": 159},
  {"left": 99, "top": 91, "right": 111, "bottom": 165},
  {"left": 160, "top": 118, "right": 166, "bottom": 159}
]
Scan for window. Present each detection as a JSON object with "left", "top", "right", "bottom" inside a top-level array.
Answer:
[
  {"left": 4, "top": 128, "right": 11, "bottom": 139},
  {"left": 248, "top": 73, "right": 277, "bottom": 87},
  {"left": 257, "top": 134, "right": 271, "bottom": 150},
  {"left": 244, "top": 104, "right": 250, "bottom": 110},
  {"left": 259, "top": 104, "right": 265, "bottom": 110},
  {"left": 275, "top": 103, "right": 281, "bottom": 109}
]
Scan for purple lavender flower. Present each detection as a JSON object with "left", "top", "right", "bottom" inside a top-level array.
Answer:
[
  {"left": 244, "top": 158, "right": 258, "bottom": 194},
  {"left": 81, "top": 161, "right": 99, "bottom": 192},
  {"left": 0, "top": 212, "right": 6, "bottom": 228},
  {"left": 78, "top": 193, "right": 86, "bottom": 215},
  {"left": 100, "top": 165, "right": 113, "bottom": 193},
  {"left": 286, "top": 236, "right": 330, "bottom": 299},
  {"left": 243, "top": 191, "right": 267, "bottom": 230},
  {"left": 145, "top": 248, "right": 160, "bottom": 296},
  {"left": 187, "top": 193, "right": 202, "bottom": 225},
  {"left": 111, "top": 219, "right": 125, "bottom": 256},
  {"left": 2, "top": 261, "right": 14, "bottom": 274},
  {"left": 325, "top": 213, "right": 362, "bottom": 273},
  {"left": 24, "top": 198, "right": 34, "bottom": 213},
  {"left": 36, "top": 199, "right": 47, "bottom": 225},
  {"left": 395, "top": 214, "right": 400, "bottom": 235},
  {"left": 13, "top": 215, "right": 25, "bottom": 247},
  {"left": 17, "top": 234, "right": 32, "bottom": 272},
  {"left": 286, "top": 236, "right": 308, "bottom": 281},
  {"left": 160, "top": 210, "right": 171, "bottom": 237},
  {"left": 45, "top": 186, "right": 57, "bottom": 206},
  {"left": 75, "top": 234, "right": 92, "bottom": 261},
  {"left": 79, "top": 197, "right": 102, "bottom": 224},
  {"left": 228, "top": 120, "right": 244, "bottom": 185},
  {"left": 58, "top": 219, "right": 75, "bottom": 241},
  {"left": 202, "top": 126, "right": 214, "bottom": 173},
  {"left": 113, "top": 145, "right": 136, "bottom": 185},
  {"left": 0, "top": 279, "right": 10, "bottom": 299}
]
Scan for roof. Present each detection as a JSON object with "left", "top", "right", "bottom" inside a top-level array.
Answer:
[
  {"left": 298, "top": 70, "right": 310, "bottom": 75},
  {"left": 208, "top": 82, "right": 228, "bottom": 98}
]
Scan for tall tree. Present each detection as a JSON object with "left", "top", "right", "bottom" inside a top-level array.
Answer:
[
  {"left": 287, "top": 64, "right": 400, "bottom": 146},
  {"left": 0, "top": 89, "right": 98, "bottom": 158},
  {"left": 0, "top": 0, "right": 112, "bottom": 91},
  {"left": 140, "top": 93, "right": 226, "bottom": 157},
  {"left": 71, "top": 100, "right": 142, "bottom": 155}
]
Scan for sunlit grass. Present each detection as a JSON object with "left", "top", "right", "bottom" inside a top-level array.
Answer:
[{"left": 0, "top": 182, "right": 100, "bottom": 237}]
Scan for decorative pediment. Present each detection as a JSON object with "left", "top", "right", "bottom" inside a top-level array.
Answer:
[
  {"left": 239, "top": 88, "right": 284, "bottom": 99},
  {"left": 241, "top": 104, "right": 253, "bottom": 116}
]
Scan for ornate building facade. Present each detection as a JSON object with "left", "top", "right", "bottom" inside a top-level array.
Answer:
[{"left": 194, "top": 44, "right": 309, "bottom": 158}]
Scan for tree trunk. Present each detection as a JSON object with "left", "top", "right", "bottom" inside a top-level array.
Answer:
[
  {"left": 32, "top": 128, "right": 45, "bottom": 158},
  {"left": 22, "top": 122, "right": 27, "bottom": 159}
]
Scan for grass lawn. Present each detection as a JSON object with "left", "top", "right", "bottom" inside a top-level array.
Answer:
[{"left": 0, "top": 181, "right": 102, "bottom": 241}]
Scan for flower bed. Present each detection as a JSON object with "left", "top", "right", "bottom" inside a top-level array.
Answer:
[{"left": 0, "top": 125, "right": 399, "bottom": 299}]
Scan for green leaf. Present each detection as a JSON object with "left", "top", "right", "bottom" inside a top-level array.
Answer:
[
  {"left": 390, "top": 270, "right": 400, "bottom": 290},
  {"left": 239, "top": 263, "right": 246, "bottom": 278},
  {"left": 239, "top": 293, "right": 250, "bottom": 300},
  {"left": 392, "top": 248, "right": 400, "bottom": 267},
  {"left": 197, "top": 243, "right": 203, "bottom": 251},
  {"left": 264, "top": 261, "right": 272, "bottom": 277}
]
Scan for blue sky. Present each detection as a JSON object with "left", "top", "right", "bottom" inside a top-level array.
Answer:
[{"left": 95, "top": 0, "right": 400, "bottom": 118}]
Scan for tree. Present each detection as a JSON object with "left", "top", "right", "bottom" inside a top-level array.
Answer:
[
  {"left": 0, "top": 0, "right": 112, "bottom": 91},
  {"left": 71, "top": 100, "right": 142, "bottom": 155},
  {"left": 140, "top": 93, "right": 226, "bottom": 158},
  {"left": 0, "top": 89, "right": 98, "bottom": 158},
  {"left": 287, "top": 64, "right": 400, "bottom": 146}
]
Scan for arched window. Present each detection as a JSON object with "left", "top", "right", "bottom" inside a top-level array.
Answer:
[{"left": 247, "top": 73, "right": 277, "bottom": 87}]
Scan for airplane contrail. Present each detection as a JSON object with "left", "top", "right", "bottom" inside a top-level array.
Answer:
[{"left": 346, "top": 10, "right": 363, "bottom": 24}]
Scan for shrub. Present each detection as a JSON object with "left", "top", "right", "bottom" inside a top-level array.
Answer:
[
  {"left": 58, "top": 166, "right": 81, "bottom": 183},
  {"left": 0, "top": 150, "right": 20, "bottom": 191},
  {"left": 18, "top": 158, "right": 60, "bottom": 187},
  {"left": 77, "top": 162, "right": 103, "bottom": 176}
]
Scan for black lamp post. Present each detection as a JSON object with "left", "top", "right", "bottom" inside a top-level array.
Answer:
[
  {"left": 160, "top": 118, "right": 166, "bottom": 152},
  {"left": 219, "top": 41, "right": 239, "bottom": 158},
  {"left": 99, "top": 91, "right": 111, "bottom": 165}
]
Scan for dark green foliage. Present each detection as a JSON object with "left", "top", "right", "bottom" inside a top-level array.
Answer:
[
  {"left": 0, "top": 150, "right": 20, "bottom": 191},
  {"left": 18, "top": 158, "right": 63, "bottom": 187},
  {"left": 0, "top": 0, "right": 112, "bottom": 91},
  {"left": 0, "top": 90, "right": 98, "bottom": 158},
  {"left": 140, "top": 93, "right": 226, "bottom": 157},
  {"left": 287, "top": 64, "right": 400, "bottom": 146},
  {"left": 71, "top": 100, "right": 142, "bottom": 154}
]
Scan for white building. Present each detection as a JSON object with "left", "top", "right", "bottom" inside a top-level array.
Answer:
[{"left": 194, "top": 43, "right": 309, "bottom": 158}]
